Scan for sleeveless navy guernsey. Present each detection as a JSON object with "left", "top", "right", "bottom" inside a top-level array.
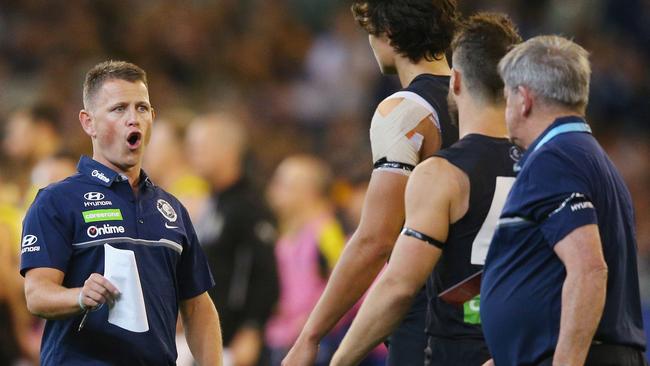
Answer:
[{"left": 427, "top": 134, "right": 519, "bottom": 338}]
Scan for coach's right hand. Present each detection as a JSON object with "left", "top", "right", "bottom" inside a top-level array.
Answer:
[
  {"left": 282, "top": 336, "right": 319, "bottom": 366},
  {"left": 78, "top": 273, "right": 120, "bottom": 310},
  {"left": 482, "top": 359, "right": 495, "bottom": 366}
]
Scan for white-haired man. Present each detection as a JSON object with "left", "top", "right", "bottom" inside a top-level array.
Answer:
[{"left": 481, "top": 36, "right": 647, "bottom": 366}]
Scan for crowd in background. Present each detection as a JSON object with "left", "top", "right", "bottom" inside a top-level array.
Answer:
[{"left": 0, "top": 0, "right": 649, "bottom": 365}]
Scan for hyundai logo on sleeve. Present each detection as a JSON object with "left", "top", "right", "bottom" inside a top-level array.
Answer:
[
  {"left": 21, "top": 235, "right": 40, "bottom": 253},
  {"left": 22, "top": 235, "right": 38, "bottom": 247}
]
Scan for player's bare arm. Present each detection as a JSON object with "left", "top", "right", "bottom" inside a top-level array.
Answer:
[
  {"left": 331, "top": 157, "right": 468, "bottom": 366},
  {"left": 553, "top": 224, "right": 607, "bottom": 366},
  {"left": 282, "top": 98, "right": 441, "bottom": 366}
]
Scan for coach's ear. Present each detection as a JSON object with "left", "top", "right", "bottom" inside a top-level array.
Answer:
[
  {"left": 518, "top": 85, "right": 533, "bottom": 117},
  {"left": 450, "top": 68, "right": 462, "bottom": 96},
  {"left": 79, "top": 110, "right": 96, "bottom": 138}
]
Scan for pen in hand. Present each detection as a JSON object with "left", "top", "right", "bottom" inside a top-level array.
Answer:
[
  {"left": 78, "top": 289, "right": 90, "bottom": 332},
  {"left": 78, "top": 309, "right": 90, "bottom": 332},
  {"left": 76, "top": 275, "right": 120, "bottom": 332}
]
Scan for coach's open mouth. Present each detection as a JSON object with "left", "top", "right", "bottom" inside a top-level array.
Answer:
[{"left": 127, "top": 131, "right": 142, "bottom": 149}]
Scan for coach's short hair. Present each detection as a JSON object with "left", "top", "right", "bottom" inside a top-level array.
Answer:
[
  {"left": 83, "top": 60, "right": 148, "bottom": 109},
  {"left": 351, "top": 0, "right": 459, "bottom": 62},
  {"left": 451, "top": 12, "right": 522, "bottom": 104},
  {"left": 498, "top": 35, "right": 591, "bottom": 111}
]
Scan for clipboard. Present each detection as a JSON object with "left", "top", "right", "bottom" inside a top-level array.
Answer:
[{"left": 438, "top": 270, "right": 482, "bottom": 306}]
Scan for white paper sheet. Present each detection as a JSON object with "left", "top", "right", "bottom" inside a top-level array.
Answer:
[{"left": 103, "top": 244, "right": 149, "bottom": 332}]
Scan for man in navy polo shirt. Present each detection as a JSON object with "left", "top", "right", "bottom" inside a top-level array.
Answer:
[
  {"left": 481, "top": 36, "right": 647, "bottom": 366},
  {"left": 20, "top": 60, "right": 222, "bottom": 365}
]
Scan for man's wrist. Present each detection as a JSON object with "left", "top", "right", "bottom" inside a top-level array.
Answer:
[{"left": 77, "top": 289, "right": 87, "bottom": 311}]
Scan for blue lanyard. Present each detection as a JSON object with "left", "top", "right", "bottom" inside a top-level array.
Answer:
[
  {"left": 533, "top": 122, "right": 592, "bottom": 152},
  {"left": 514, "top": 121, "right": 592, "bottom": 172}
]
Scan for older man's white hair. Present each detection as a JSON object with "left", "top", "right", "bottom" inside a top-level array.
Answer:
[{"left": 498, "top": 35, "right": 591, "bottom": 112}]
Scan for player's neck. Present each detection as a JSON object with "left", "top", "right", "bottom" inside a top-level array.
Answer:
[
  {"left": 458, "top": 101, "right": 508, "bottom": 139},
  {"left": 395, "top": 55, "right": 451, "bottom": 87}
]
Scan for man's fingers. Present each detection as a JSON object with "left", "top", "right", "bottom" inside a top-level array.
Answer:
[
  {"left": 82, "top": 289, "right": 104, "bottom": 307},
  {"left": 85, "top": 280, "right": 115, "bottom": 301},
  {"left": 87, "top": 273, "right": 120, "bottom": 296},
  {"left": 81, "top": 274, "right": 120, "bottom": 309}
]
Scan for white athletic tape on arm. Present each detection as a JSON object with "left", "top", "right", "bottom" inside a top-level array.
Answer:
[
  {"left": 389, "top": 91, "right": 440, "bottom": 130},
  {"left": 370, "top": 96, "right": 431, "bottom": 173}
]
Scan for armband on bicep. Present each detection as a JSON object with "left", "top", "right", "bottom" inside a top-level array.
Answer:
[
  {"left": 401, "top": 227, "right": 445, "bottom": 249},
  {"left": 373, "top": 158, "right": 415, "bottom": 174}
]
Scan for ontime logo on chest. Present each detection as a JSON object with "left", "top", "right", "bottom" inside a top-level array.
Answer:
[{"left": 87, "top": 224, "right": 125, "bottom": 238}]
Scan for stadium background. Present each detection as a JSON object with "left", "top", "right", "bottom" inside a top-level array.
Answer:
[{"left": 0, "top": 0, "right": 648, "bottom": 364}]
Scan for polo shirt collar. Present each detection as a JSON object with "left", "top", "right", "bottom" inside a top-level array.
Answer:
[
  {"left": 515, "top": 115, "right": 591, "bottom": 172},
  {"left": 77, "top": 156, "right": 154, "bottom": 188}
]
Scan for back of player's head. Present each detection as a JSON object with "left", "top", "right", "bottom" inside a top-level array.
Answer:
[
  {"left": 351, "top": 0, "right": 459, "bottom": 62},
  {"left": 451, "top": 12, "right": 522, "bottom": 104},
  {"left": 83, "top": 60, "right": 148, "bottom": 109},
  {"left": 499, "top": 35, "right": 591, "bottom": 112}
]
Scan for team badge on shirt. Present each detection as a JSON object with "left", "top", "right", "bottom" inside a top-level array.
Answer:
[{"left": 156, "top": 199, "right": 177, "bottom": 222}]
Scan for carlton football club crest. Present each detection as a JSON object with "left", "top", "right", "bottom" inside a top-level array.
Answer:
[
  {"left": 509, "top": 146, "right": 523, "bottom": 162},
  {"left": 156, "top": 199, "right": 177, "bottom": 222}
]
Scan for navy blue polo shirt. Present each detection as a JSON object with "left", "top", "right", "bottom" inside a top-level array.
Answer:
[
  {"left": 481, "top": 116, "right": 646, "bottom": 365},
  {"left": 20, "top": 156, "right": 215, "bottom": 365}
]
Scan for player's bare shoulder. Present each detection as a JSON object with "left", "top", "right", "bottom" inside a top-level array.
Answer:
[{"left": 408, "top": 156, "right": 468, "bottom": 201}]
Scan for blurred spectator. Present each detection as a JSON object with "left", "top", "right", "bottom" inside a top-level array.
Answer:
[
  {"left": 22, "top": 150, "right": 78, "bottom": 210},
  {"left": 265, "top": 155, "right": 346, "bottom": 365},
  {"left": 2, "top": 103, "right": 64, "bottom": 198},
  {"left": 143, "top": 110, "right": 210, "bottom": 220},
  {"left": 186, "top": 113, "right": 279, "bottom": 366},
  {"left": 0, "top": 200, "right": 40, "bottom": 365}
]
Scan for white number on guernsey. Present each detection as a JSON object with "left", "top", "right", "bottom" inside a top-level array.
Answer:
[{"left": 470, "top": 176, "right": 515, "bottom": 265}]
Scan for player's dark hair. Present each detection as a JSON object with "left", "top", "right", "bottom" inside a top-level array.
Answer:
[
  {"left": 351, "top": 0, "right": 459, "bottom": 62},
  {"left": 451, "top": 13, "right": 522, "bottom": 103},
  {"left": 83, "top": 60, "right": 148, "bottom": 108}
]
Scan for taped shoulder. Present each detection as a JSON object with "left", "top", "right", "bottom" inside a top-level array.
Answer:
[{"left": 370, "top": 95, "right": 433, "bottom": 174}]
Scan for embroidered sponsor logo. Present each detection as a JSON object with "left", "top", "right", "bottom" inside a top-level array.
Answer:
[
  {"left": 84, "top": 200, "right": 113, "bottom": 207},
  {"left": 22, "top": 235, "right": 38, "bottom": 247},
  {"left": 91, "top": 170, "right": 111, "bottom": 183},
  {"left": 82, "top": 209, "right": 123, "bottom": 223},
  {"left": 84, "top": 192, "right": 105, "bottom": 201},
  {"left": 83, "top": 191, "right": 112, "bottom": 207},
  {"left": 549, "top": 192, "right": 592, "bottom": 217},
  {"left": 156, "top": 199, "right": 177, "bottom": 222},
  {"left": 87, "top": 224, "right": 125, "bottom": 238},
  {"left": 570, "top": 201, "right": 594, "bottom": 212},
  {"left": 21, "top": 235, "right": 40, "bottom": 253}
]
